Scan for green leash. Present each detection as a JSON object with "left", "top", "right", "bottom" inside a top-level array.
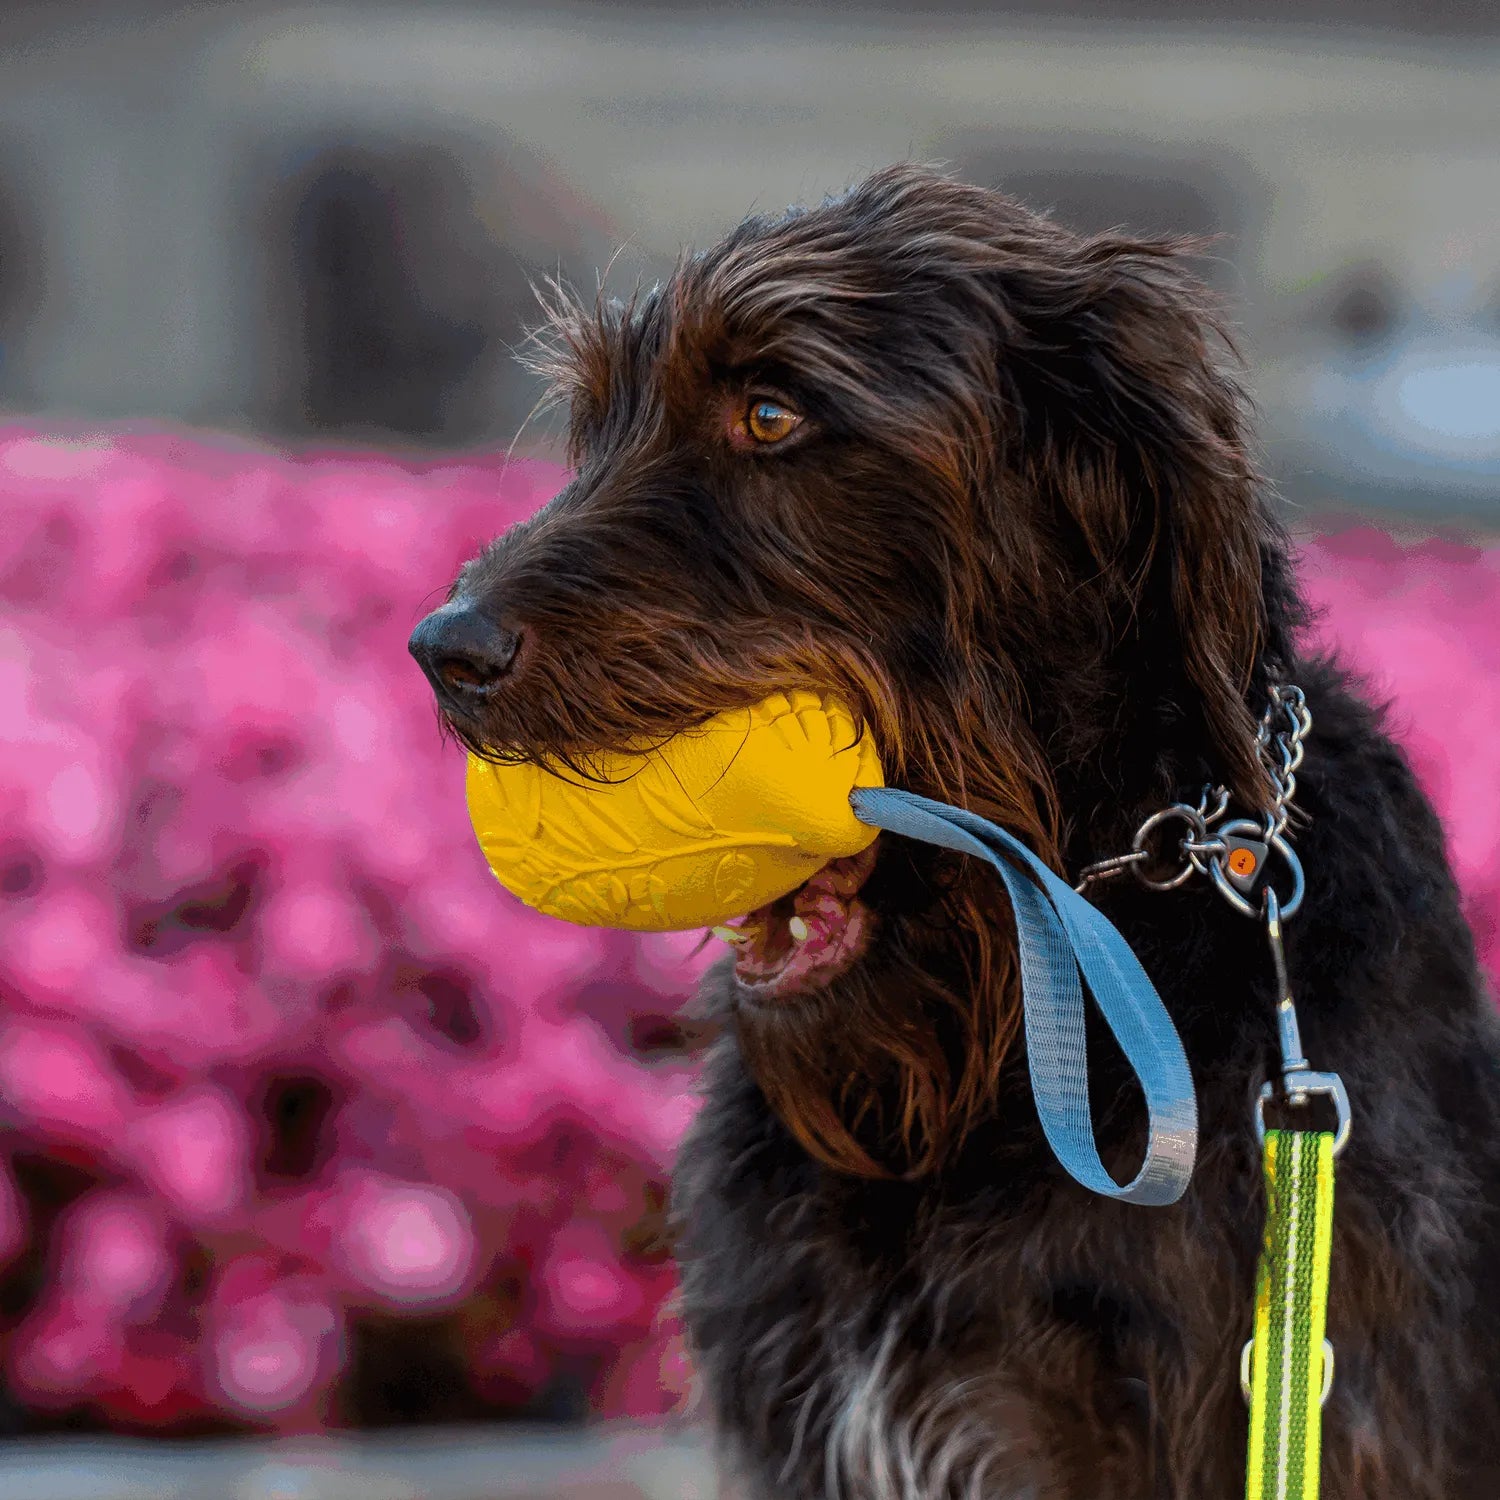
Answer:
[
  {"left": 1243, "top": 1128, "right": 1337, "bottom": 1500},
  {"left": 1242, "top": 891, "right": 1351, "bottom": 1500}
]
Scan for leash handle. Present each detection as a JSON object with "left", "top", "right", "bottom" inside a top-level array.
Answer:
[{"left": 850, "top": 787, "right": 1198, "bottom": 1206}]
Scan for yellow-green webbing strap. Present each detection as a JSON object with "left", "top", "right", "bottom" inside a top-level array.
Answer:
[{"left": 1245, "top": 1128, "right": 1336, "bottom": 1500}]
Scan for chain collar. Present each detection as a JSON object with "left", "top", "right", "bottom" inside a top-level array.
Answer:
[
  {"left": 1074, "top": 681, "right": 1348, "bottom": 1153},
  {"left": 1075, "top": 684, "right": 1311, "bottom": 920}
]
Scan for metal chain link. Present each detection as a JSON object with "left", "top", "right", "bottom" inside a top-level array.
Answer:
[
  {"left": 1255, "top": 682, "right": 1312, "bottom": 842},
  {"left": 1073, "top": 682, "right": 1345, "bottom": 1139},
  {"left": 1075, "top": 683, "right": 1311, "bottom": 920}
]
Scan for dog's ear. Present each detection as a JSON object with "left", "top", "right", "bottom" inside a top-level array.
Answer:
[{"left": 1004, "top": 236, "right": 1271, "bottom": 808}]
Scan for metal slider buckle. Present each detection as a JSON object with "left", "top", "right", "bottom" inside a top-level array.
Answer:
[{"left": 1241, "top": 1337, "right": 1335, "bottom": 1406}]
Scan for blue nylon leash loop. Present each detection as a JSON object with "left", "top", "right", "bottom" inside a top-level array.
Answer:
[{"left": 850, "top": 786, "right": 1198, "bottom": 1206}]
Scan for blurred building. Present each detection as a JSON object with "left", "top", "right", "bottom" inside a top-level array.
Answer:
[{"left": 0, "top": 2, "right": 1498, "bottom": 520}]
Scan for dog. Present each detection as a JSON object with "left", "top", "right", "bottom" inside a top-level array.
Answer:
[{"left": 410, "top": 164, "right": 1500, "bottom": 1497}]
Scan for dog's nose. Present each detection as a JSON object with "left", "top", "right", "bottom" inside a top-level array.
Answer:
[{"left": 408, "top": 602, "right": 521, "bottom": 700}]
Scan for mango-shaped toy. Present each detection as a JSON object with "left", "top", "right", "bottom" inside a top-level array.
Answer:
[{"left": 466, "top": 690, "right": 883, "bottom": 931}]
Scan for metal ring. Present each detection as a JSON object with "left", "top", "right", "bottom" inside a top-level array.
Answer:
[
  {"left": 1130, "top": 804, "right": 1207, "bottom": 891},
  {"left": 1254, "top": 1073, "right": 1353, "bottom": 1158},
  {"left": 1197, "top": 786, "right": 1230, "bottom": 826},
  {"left": 1207, "top": 817, "right": 1305, "bottom": 920}
]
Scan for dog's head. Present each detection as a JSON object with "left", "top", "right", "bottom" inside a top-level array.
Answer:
[{"left": 411, "top": 164, "right": 1290, "bottom": 1176}]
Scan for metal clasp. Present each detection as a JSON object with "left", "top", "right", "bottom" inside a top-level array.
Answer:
[{"left": 1253, "top": 888, "right": 1352, "bottom": 1158}]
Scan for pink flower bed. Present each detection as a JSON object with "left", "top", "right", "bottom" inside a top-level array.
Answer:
[
  {"left": 0, "top": 428, "right": 708, "bottom": 1432},
  {"left": 0, "top": 427, "right": 1495, "bottom": 1432},
  {"left": 1299, "top": 529, "right": 1500, "bottom": 970}
]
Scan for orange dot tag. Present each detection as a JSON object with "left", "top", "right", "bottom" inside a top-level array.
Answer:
[{"left": 1228, "top": 846, "right": 1259, "bottom": 878}]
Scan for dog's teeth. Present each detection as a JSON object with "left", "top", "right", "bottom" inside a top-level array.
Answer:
[
  {"left": 711, "top": 925, "right": 746, "bottom": 945},
  {"left": 788, "top": 916, "right": 810, "bottom": 943}
]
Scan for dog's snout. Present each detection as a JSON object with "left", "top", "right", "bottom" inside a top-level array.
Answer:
[{"left": 408, "top": 602, "right": 521, "bottom": 700}]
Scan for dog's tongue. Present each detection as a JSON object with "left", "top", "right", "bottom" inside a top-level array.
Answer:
[{"left": 723, "top": 842, "right": 879, "bottom": 999}]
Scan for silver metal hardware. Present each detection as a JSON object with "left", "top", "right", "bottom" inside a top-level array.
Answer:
[
  {"left": 1073, "top": 685, "right": 1350, "bottom": 1155},
  {"left": 1253, "top": 887, "right": 1352, "bottom": 1158},
  {"left": 1072, "top": 685, "right": 1350, "bottom": 1152},
  {"left": 1130, "top": 804, "right": 1212, "bottom": 891},
  {"left": 1074, "top": 683, "right": 1312, "bottom": 918}
]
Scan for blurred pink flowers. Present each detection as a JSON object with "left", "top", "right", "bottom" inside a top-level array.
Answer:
[
  {"left": 0, "top": 427, "right": 707, "bottom": 1430},
  {"left": 0, "top": 426, "right": 1494, "bottom": 1433},
  {"left": 1300, "top": 529, "right": 1500, "bottom": 966}
]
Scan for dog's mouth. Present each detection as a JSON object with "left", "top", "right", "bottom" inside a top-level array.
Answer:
[{"left": 719, "top": 841, "right": 881, "bottom": 1002}]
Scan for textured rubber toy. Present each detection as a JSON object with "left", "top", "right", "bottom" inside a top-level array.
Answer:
[{"left": 466, "top": 690, "right": 884, "bottom": 931}]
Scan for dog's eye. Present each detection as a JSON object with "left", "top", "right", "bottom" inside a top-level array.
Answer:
[{"left": 744, "top": 399, "right": 803, "bottom": 445}]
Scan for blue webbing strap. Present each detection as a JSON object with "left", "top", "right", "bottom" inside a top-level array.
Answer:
[{"left": 850, "top": 787, "right": 1198, "bottom": 1206}]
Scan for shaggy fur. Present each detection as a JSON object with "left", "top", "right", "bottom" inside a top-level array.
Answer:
[{"left": 416, "top": 165, "right": 1500, "bottom": 1496}]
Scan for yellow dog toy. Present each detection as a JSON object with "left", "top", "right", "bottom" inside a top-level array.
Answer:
[
  {"left": 465, "top": 690, "right": 883, "bottom": 931},
  {"left": 466, "top": 683, "right": 1204, "bottom": 1211}
]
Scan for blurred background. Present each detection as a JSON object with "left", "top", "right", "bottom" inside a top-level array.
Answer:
[
  {"left": 3, "top": 0, "right": 1500, "bottom": 519},
  {"left": 1, "top": 2, "right": 1499, "bottom": 1497}
]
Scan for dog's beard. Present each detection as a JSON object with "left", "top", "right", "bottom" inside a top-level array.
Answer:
[
  {"left": 726, "top": 844, "right": 1028, "bottom": 1179},
  {"left": 732, "top": 955, "right": 956, "bottom": 1179}
]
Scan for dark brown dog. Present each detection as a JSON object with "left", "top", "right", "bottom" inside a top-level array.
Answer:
[{"left": 410, "top": 165, "right": 1500, "bottom": 1497}]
